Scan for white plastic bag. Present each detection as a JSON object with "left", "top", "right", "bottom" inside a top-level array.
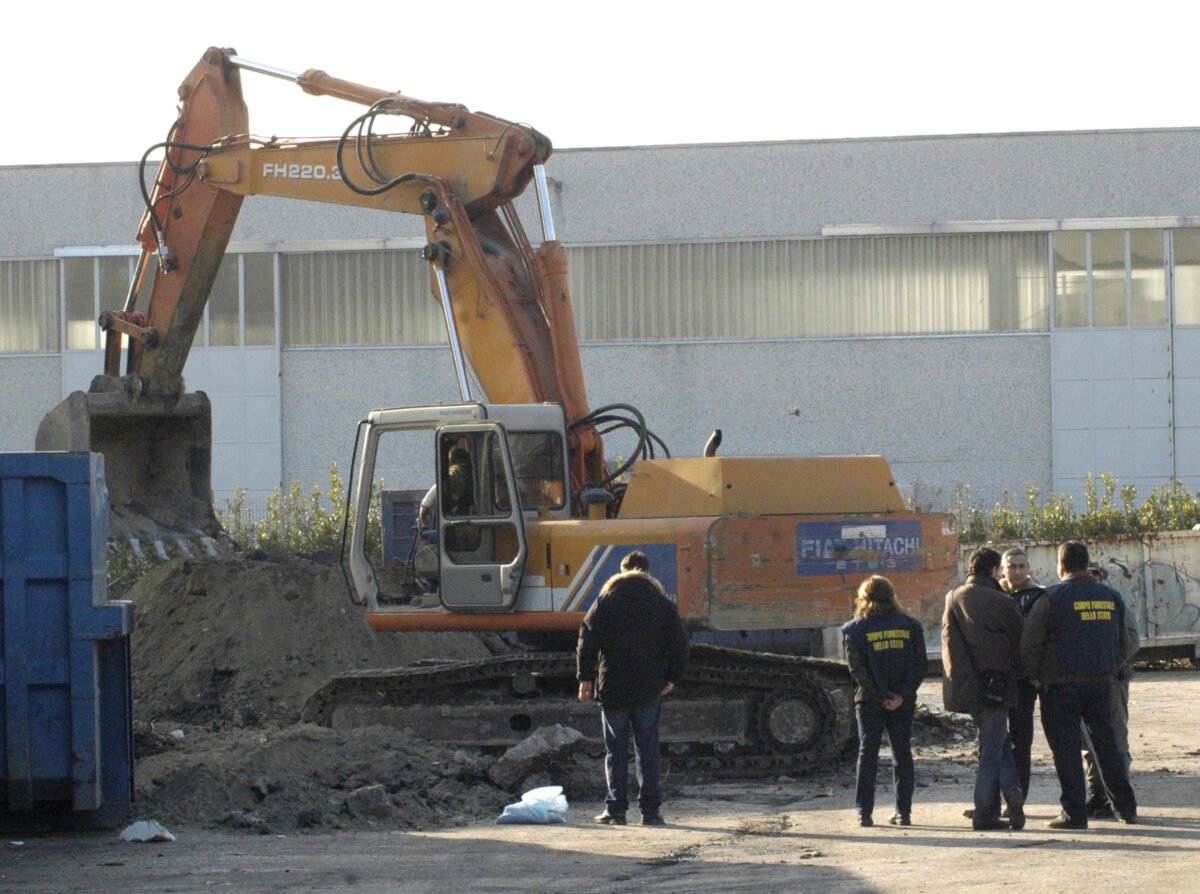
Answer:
[{"left": 496, "top": 785, "right": 569, "bottom": 824}]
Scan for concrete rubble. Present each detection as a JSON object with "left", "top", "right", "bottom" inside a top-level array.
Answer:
[{"left": 488, "top": 725, "right": 586, "bottom": 792}]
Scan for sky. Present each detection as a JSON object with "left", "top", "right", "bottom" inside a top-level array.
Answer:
[{"left": 1, "top": 1, "right": 1194, "bottom": 168}]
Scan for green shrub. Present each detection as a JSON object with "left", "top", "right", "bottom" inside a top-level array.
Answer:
[
  {"left": 952, "top": 474, "right": 1200, "bottom": 544},
  {"left": 105, "top": 463, "right": 384, "bottom": 594},
  {"left": 218, "top": 463, "right": 383, "bottom": 559}
]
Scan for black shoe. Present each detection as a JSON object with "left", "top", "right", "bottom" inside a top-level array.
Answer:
[
  {"left": 888, "top": 813, "right": 911, "bottom": 826},
  {"left": 972, "top": 817, "right": 1009, "bottom": 831},
  {"left": 962, "top": 808, "right": 975, "bottom": 819},
  {"left": 1045, "top": 813, "right": 1087, "bottom": 830},
  {"left": 858, "top": 815, "right": 874, "bottom": 827},
  {"left": 1117, "top": 811, "right": 1137, "bottom": 825},
  {"left": 1088, "top": 802, "right": 1115, "bottom": 819},
  {"left": 640, "top": 811, "right": 665, "bottom": 826},
  {"left": 594, "top": 810, "right": 626, "bottom": 825},
  {"left": 1005, "top": 789, "right": 1026, "bottom": 831}
]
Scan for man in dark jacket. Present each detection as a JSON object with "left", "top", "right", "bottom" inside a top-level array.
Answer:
[
  {"left": 1081, "top": 561, "right": 1140, "bottom": 819},
  {"left": 842, "top": 575, "right": 927, "bottom": 827},
  {"left": 1021, "top": 540, "right": 1137, "bottom": 829},
  {"left": 577, "top": 550, "right": 689, "bottom": 826},
  {"left": 942, "top": 547, "right": 1025, "bottom": 830},
  {"left": 1001, "top": 547, "right": 1045, "bottom": 800}
]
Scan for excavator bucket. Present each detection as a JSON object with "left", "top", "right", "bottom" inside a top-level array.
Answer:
[{"left": 36, "top": 389, "right": 222, "bottom": 550}]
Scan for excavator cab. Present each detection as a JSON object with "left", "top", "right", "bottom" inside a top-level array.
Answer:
[
  {"left": 434, "top": 424, "right": 527, "bottom": 611},
  {"left": 345, "top": 403, "right": 560, "bottom": 617}
]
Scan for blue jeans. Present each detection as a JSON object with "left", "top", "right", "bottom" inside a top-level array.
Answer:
[
  {"left": 973, "top": 706, "right": 1019, "bottom": 822},
  {"left": 854, "top": 701, "right": 915, "bottom": 820},
  {"left": 601, "top": 700, "right": 663, "bottom": 815},
  {"left": 1041, "top": 682, "right": 1136, "bottom": 822}
]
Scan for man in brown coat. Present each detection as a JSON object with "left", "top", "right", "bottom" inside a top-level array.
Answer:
[{"left": 942, "top": 547, "right": 1025, "bottom": 830}]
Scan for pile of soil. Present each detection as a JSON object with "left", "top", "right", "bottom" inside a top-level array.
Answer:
[
  {"left": 126, "top": 554, "right": 532, "bottom": 832},
  {"left": 129, "top": 554, "right": 504, "bottom": 728},
  {"left": 122, "top": 553, "right": 976, "bottom": 834}
]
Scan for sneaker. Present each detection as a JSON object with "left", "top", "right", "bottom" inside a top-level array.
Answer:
[
  {"left": 594, "top": 810, "right": 626, "bottom": 826},
  {"left": 1088, "top": 802, "right": 1115, "bottom": 819},
  {"left": 640, "top": 811, "right": 665, "bottom": 826},
  {"left": 1005, "top": 789, "right": 1026, "bottom": 831},
  {"left": 858, "top": 815, "right": 874, "bottom": 827},
  {"left": 888, "top": 813, "right": 911, "bottom": 826},
  {"left": 1045, "top": 813, "right": 1087, "bottom": 830}
]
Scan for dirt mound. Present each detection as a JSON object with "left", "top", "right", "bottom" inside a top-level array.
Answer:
[
  {"left": 134, "top": 724, "right": 514, "bottom": 833},
  {"left": 123, "top": 554, "right": 543, "bottom": 832},
  {"left": 128, "top": 554, "right": 502, "bottom": 728}
]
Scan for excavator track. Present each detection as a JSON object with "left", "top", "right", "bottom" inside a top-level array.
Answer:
[{"left": 301, "top": 644, "right": 855, "bottom": 776}]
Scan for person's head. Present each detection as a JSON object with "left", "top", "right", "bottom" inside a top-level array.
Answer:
[
  {"left": 448, "top": 446, "right": 471, "bottom": 466},
  {"left": 1001, "top": 548, "right": 1032, "bottom": 588},
  {"left": 854, "top": 575, "right": 900, "bottom": 619},
  {"left": 968, "top": 546, "right": 1003, "bottom": 580},
  {"left": 620, "top": 550, "right": 649, "bottom": 573},
  {"left": 1058, "top": 540, "right": 1090, "bottom": 577},
  {"left": 1088, "top": 562, "right": 1109, "bottom": 582}
]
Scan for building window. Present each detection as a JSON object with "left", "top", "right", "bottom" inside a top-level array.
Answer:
[
  {"left": 1091, "top": 230, "right": 1127, "bottom": 327},
  {"left": 1052, "top": 232, "right": 1088, "bottom": 328},
  {"left": 1132, "top": 230, "right": 1167, "bottom": 326},
  {"left": 568, "top": 233, "right": 1049, "bottom": 341},
  {"left": 1173, "top": 229, "right": 1200, "bottom": 325},
  {"left": 60, "top": 251, "right": 276, "bottom": 351},
  {"left": 1051, "top": 230, "right": 1169, "bottom": 329},
  {"left": 280, "top": 249, "right": 441, "bottom": 347},
  {"left": 0, "top": 259, "right": 59, "bottom": 353},
  {"left": 245, "top": 254, "right": 276, "bottom": 346}
]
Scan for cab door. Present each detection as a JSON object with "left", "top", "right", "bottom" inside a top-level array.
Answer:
[{"left": 436, "top": 423, "right": 528, "bottom": 611}]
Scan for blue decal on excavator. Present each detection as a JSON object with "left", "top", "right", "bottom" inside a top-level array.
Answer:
[{"left": 795, "top": 521, "right": 923, "bottom": 576}]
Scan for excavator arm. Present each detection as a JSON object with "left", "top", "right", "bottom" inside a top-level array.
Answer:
[{"left": 39, "top": 47, "right": 605, "bottom": 541}]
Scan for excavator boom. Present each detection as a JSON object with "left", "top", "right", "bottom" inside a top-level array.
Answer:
[{"left": 37, "top": 48, "right": 603, "bottom": 543}]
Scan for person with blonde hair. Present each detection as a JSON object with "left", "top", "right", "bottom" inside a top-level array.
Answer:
[{"left": 841, "top": 575, "right": 927, "bottom": 827}]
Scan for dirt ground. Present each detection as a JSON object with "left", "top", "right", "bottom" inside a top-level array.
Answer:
[{"left": 2, "top": 555, "right": 1198, "bottom": 892}]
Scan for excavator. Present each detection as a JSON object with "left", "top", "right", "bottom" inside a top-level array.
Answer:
[{"left": 37, "top": 48, "right": 960, "bottom": 773}]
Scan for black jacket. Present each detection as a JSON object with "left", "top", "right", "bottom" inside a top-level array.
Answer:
[
  {"left": 576, "top": 570, "right": 690, "bottom": 709},
  {"left": 1021, "top": 575, "right": 1132, "bottom": 685}
]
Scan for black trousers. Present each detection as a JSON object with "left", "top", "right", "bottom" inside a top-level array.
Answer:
[
  {"left": 1008, "top": 679, "right": 1039, "bottom": 798},
  {"left": 1040, "top": 682, "right": 1136, "bottom": 822}
]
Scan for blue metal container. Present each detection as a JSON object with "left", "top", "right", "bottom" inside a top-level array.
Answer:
[{"left": 0, "top": 452, "right": 133, "bottom": 827}]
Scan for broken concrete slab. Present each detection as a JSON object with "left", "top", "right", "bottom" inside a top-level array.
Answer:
[{"left": 488, "top": 724, "right": 585, "bottom": 792}]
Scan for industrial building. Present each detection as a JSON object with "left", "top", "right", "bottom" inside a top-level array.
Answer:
[{"left": 3, "top": 126, "right": 1199, "bottom": 517}]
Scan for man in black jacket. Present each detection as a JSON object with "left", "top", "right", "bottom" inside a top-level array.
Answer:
[
  {"left": 577, "top": 550, "right": 689, "bottom": 826},
  {"left": 1001, "top": 547, "right": 1045, "bottom": 801},
  {"left": 1022, "top": 540, "right": 1137, "bottom": 829}
]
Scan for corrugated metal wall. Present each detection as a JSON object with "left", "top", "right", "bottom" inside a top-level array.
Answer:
[
  {"left": 271, "top": 232, "right": 1048, "bottom": 348},
  {"left": 569, "top": 233, "right": 1049, "bottom": 341},
  {"left": 280, "top": 249, "right": 443, "bottom": 347}
]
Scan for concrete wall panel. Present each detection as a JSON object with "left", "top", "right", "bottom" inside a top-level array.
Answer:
[
  {"left": 279, "top": 335, "right": 1051, "bottom": 512},
  {"left": 0, "top": 356, "right": 62, "bottom": 451}
]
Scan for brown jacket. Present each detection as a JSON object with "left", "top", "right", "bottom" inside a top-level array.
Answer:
[{"left": 941, "top": 573, "right": 1024, "bottom": 714}]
